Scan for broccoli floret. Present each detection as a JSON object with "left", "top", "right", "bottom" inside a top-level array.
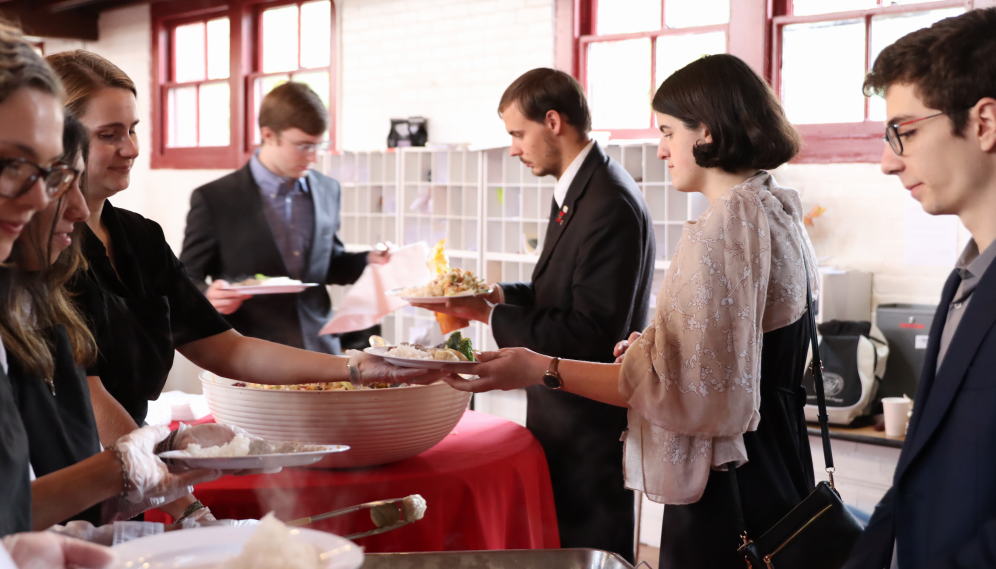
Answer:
[{"left": 446, "top": 332, "right": 475, "bottom": 361}]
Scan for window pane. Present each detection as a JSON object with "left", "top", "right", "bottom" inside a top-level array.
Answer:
[
  {"left": 596, "top": 0, "right": 660, "bottom": 35},
  {"left": 300, "top": 1, "right": 331, "bottom": 69},
  {"left": 293, "top": 70, "right": 330, "bottom": 109},
  {"left": 206, "top": 18, "right": 230, "bottom": 80},
  {"left": 781, "top": 19, "right": 866, "bottom": 124},
  {"left": 262, "top": 5, "right": 299, "bottom": 73},
  {"left": 199, "top": 82, "right": 230, "bottom": 146},
  {"left": 792, "top": 0, "right": 876, "bottom": 16},
  {"left": 254, "top": 74, "right": 290, "bottom": 143},
  {"left": 587, "top": 39, "right": 652, "bottom": 130},
  {"left": 167, "top": 86, "right": 197, "bottom": 147},
  {"left": 868, "top": 7, "right": 964, "bottom": 120},
  {"left": 174, "top": 22, "right": 205, "bottom": 83},
  {"left": 655, "top": 32, "right": 726, "bottom": 87},
  {"left": 665, "top": 0, "right": 730, "bottom": 28}
]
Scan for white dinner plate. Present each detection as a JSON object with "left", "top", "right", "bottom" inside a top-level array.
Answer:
[
  {"left": 364, "top": 346, "right": 479, "bottom": 373},
  {"left": 386, "top": 287, "right": 492, "bottom": 304},
  {"left": 223, "top": 283, "right": 319, "bottom": 295},
  {"left": 158, "top": 445, "right": 349, "bottom": 470},
  {"left": 113, "top": 525, "right": 363, "bottom": 569}
]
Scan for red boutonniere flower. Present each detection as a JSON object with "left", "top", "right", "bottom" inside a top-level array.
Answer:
[{"left": 556, "top": 205, "right": 568, "bottom": 225}]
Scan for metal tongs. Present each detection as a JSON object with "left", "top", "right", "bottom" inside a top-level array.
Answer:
[{"left": 286, "top": 494, "right": 426, "bottom": 540}]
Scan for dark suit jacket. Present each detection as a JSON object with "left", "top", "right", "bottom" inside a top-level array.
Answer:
[
  {"left": 844, "top": 259, "right": 996, "bottom": 568},
  {"left": 179, "top": 164, "right": 368, "bottom": 354},
  {"left": 491, "top": 142, "right": 656, "bottom": 362}
]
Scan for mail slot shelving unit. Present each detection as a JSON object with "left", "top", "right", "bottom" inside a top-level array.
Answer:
[{"left": 319, "top": 142, "right": 698, "bottom": 352}]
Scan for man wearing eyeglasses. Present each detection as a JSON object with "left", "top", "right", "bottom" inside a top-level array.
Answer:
[
  {"left": 180, "top": 81, "right": 388, "bottom": 355},
  {"left": 844, "top": 8, "right": 996, "bottom": 569}
]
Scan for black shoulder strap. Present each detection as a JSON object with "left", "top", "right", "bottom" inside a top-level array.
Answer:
[{"left": 728, "top": 253, "right": 834, "bottom": 539}]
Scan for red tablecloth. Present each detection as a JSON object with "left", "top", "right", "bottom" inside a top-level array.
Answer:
[{"left": 149, "top": 410, "right": 559, "bottom": 552}]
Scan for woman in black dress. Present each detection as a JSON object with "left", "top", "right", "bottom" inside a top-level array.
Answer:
[
  {"left": 0, "top": 20, "right": 76, "bottom": 537},
  {"left": 393, "top": 55, "right": 818, "bottom": 568},
  {"left": 44, "top": 50, "right": 431, "bottom": 520}
]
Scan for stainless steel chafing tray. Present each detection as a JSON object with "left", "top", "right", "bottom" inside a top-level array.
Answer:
[{"left": 362, "top": 548, "right": 638, "bottom": 568}]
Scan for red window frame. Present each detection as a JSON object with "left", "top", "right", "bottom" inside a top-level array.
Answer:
[
  {"left": 578, "top": 2, "right": 729, "bottom": 139},
  {"left": 564, "top": 0, "right": 979, "bottom": 163},
  {"left": 151, "top": 0, "right": 337, "bottom": 170},
  {"left": 565, "top": 0, "right": 769, "bottom": 140},
  {"left": 246, "top": 0, "right": 336, "bottom": 154},
  {"left": 773, "top": 0, "right": 972, "bottom": 163}
]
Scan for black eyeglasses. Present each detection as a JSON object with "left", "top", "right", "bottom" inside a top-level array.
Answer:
[
  {"left": 884, "top": 111, "right": 956, "bottom": 156},
  {"left": 0, "top": 157, "right": 78, "bottom": 201}
]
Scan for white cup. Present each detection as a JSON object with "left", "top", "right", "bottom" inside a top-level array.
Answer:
[{"left": 882, "top": 397, "right": 913, "bottom": 437}]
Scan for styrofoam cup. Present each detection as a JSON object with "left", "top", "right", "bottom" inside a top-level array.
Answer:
[{"left": 882, "top": 397, "right": 912, "bottom": 437}]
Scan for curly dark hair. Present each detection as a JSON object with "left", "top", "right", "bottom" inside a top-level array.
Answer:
[
  {"left": 863, "top": 8, "right": 996, "bottom": 137},
  {"left": 651, "top": 54, "right": 800, "bottom": 173}
]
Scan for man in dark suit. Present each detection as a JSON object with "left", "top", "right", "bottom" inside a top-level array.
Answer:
[
  {"left": 845, "top": 9, "right": 996, "bottom": 568},
  {"left": 421, "top": 68, "right": 655, "bottom": 562},
  {"left": 180, "top": 82, "right": 388, "bottom": 354}
]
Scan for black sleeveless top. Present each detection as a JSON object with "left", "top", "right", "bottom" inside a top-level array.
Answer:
[
  {"left": 9, "top": 325, "right": 102, "bottom": 526},
  {"left": 69, "top": 202, "right": 231, "bottom": 425},
  {"left": 0, "top": 344, "right": 32, "bottom": 537}
]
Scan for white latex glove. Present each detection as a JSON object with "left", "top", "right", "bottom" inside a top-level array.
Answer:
[
  {"left": 105, "top": 425, "right": 222, "bottom": 522},
  {"left": 346, "top": 350, "right": 455, "bottom": 386},
  {"left": 179, "top": 518, "right": 260, "bottom": 529},
  {"left": 49, "top": 521, "right": 164, "bottom": 547},
  {"left": 2, "top": 532, "right": 115, "bottom": 569}
]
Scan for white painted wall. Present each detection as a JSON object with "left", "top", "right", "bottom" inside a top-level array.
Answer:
[{"left": 338, "top": 0, "right": 556, "bottom": 151}]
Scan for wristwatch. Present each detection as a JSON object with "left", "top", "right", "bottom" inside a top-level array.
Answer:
[{"left": 542, "top": 358, "right": 563, "bottom": 390}]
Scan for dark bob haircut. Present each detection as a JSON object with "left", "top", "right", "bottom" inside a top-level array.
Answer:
[
  {"left": 863, "top": 8, "right": 996, "bottom": 137},
  {"left": 652, "top": 54, "right": 800, "bottom": 172},
  {"left": 498, "top": 68, "right": 591, "bottom": 136}
]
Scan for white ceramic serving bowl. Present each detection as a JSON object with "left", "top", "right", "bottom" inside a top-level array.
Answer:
[{"left": 199, "top": 372, "right": 471, "bottom": 468}]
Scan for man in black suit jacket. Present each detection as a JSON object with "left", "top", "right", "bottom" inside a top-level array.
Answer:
[
  {"left": 181, "top": 82, "right": 387, "bottom": 354},
  {"left": 845, "top": 9, "right": 996, "bottom": 568},
  {"left": 421, "top": 69, "right": 655, "bottom": 563}
]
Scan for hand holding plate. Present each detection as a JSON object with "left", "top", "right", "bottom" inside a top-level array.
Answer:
[{"left": 442, "top": 348, "right": 550, "bottom": 392}]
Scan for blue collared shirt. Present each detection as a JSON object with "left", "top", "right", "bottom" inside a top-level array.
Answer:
[{"left": 249, "top": 151, "right": 315, "bottom": 280}]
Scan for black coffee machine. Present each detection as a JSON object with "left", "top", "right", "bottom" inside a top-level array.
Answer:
[{"left": 387, "top": 117, "right": 428, "bottom": 148}]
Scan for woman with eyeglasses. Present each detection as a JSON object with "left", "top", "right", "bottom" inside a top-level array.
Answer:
[
  {"left": 4, "top": 113, "right": 223, "bottom": 536},
  {"left": 384, "top": 54, "right": 820, "bottom": 568},
  {"left": 44, "top": 50, "right": 437, "bottom": 522}
]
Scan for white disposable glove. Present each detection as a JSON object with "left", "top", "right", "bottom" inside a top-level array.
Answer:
[
  {"left": 179, "top": 518, "right": 260, "bottom": 529},
  {"left": 49, "top": 521, "right": 164, "bottom": 547},
  {"left": 346, "top": 350, "right": 454, "bottom": 385},
  {"left": 104, "top": 425, "right": 222, "bottom": 522},
  {"left": 2, "top": 532, "right": 115, "bottom": 569}
]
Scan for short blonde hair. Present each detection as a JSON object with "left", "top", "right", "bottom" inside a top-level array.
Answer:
[{"left": 46, "top": 49, "right": 136, "bottom": 119}]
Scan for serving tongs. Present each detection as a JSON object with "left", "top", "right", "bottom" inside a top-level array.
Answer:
[{"left": 286, "top": 494, "right": 426, "bottom": 540}]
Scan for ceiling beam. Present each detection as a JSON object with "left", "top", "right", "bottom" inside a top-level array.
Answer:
[{"left": 0, "top": 6, "right": 99, "bottom": 40}]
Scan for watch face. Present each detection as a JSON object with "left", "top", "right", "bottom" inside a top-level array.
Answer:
[{"left": 543, "top": 373, "right": 561, "bottom": 389}]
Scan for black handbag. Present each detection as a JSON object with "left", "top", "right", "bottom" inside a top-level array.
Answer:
[{"left": 728, "top": 256, "right": 864, "bottom": 569}]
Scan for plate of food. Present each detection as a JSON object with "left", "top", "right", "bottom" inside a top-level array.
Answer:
[
  {"left": 389, "top": 269, "right": 491, "bottom": 304},
  {"left": 223, "top": 275, "right": 319, "bottom": 295},
  {"left": 113, "top": 513, "right": 363, "bottom": 569},
  {"left": 158, "top": 434, "right": 349, "bottom": 470},
  {"left": 364, "top": 332, "right": 479, "bottom": 373},
  {"left": 390, "top": 239, "right": 491, "bottom": 304}
]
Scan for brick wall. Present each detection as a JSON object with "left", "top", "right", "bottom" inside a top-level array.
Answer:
[{"left": 338, "top": 0, "right": 556, "bottom": 150}]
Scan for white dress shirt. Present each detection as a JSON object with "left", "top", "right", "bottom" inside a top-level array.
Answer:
[
  {"left": 554, "top": 140, "right": 595, "bottom": 208},
  {"left": 488, "top": 139, "right": 594, "bottom": 329}
]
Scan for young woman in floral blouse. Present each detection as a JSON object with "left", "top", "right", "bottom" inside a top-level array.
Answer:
[{"left": 384, "top": 54, "right": 821, "bottom": 568}]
